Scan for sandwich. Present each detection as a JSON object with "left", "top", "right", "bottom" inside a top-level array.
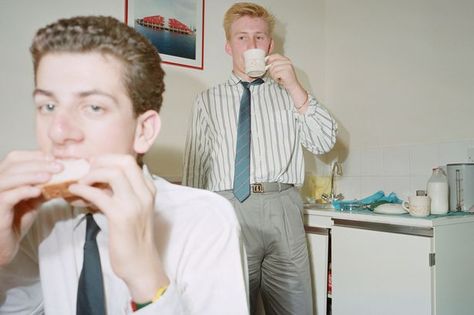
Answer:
[{"left": 41, "top": 159, "right": 91, "bottom": 201}]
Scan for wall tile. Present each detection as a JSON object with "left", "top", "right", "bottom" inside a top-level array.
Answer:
[
  {"left": 336, "top": 176, "right": 361, "bottom": 200},
  {"left": 382, "top": 176, "right": 410, "bottom": 200},
  {"left": 360, "top": 176, "right": 385, "bottom": 198},
  {"left": 438, "top": 140, "right": 472, "bottom": 166},
  {"left": 409, "top": 143, "right": 439, "bottom": 176},
  {"left": 382, "top": 145, "right": 410, "bottom": 176},
  {"left": 360, "top": 147, "right": 383, "bottom": 176},
  {"left": 339, "top": 139, "right": 474, "bottom": 201},
  {"left": 410, "top": 175, "right": 429, "bottom": 195},
  {"left": 341, "top": 148, "right": 361, "bottom": 176}
]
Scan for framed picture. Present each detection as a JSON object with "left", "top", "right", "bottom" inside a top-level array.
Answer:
[{"left": 125, "top": 0, "right": 205, "bottom": 70}]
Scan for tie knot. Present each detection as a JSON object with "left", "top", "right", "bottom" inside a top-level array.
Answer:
[
  {"left": 85, "top": 213, "right": 100, "bottom": 241},
  {"left": 241, "top": 78, "right": 264, "bottom": 89}
]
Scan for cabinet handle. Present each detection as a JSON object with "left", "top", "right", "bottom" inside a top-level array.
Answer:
[
  {"left": 304, "top": 226, "right": 329, "bottom": 235},
  {"left": 429, "top": 253, "right": 436, "bottom": 266},
  {"left": 333, "top": 219, "right": 433, "bottom": 237}
]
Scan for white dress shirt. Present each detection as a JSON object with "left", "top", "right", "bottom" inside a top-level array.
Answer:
[
  {"left": 182, "top": 73, "right": 337, "bottom": 191},
  {"left": 0, "top": 168, "right": 249, "bottom": 314}
]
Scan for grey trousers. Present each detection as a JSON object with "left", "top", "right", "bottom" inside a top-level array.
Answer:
[{"left": 218, "top": 187, "right": 313, "bottom": 315}]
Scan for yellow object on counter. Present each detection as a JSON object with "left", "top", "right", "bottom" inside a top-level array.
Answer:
[{"left": 302, "top": 174, "right": 331, "bottom": 203}]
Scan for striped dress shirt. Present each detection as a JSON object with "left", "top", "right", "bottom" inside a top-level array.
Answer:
[{"left": 183, "top": 73, "right": 337, "bottom": 191}]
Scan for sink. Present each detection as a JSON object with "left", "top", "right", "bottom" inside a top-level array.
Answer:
[
  {"left": 304, "top": 202, "right": 335, "bottom": 210},
  {"left": 305, "top": 201, "right": 369, "bottom": 212}
]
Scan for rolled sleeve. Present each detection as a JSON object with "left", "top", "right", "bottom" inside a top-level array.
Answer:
[{"left": 296, "top": 94, "right": 338, "bottom": 154}]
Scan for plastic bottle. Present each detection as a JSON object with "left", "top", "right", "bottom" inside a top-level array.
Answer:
[{"left": 427, "top": 167, "right": 449, "bottom": 215}]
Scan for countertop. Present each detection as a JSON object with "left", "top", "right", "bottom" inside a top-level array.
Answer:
[{"left": 304, "top": 204, "right": 474, "bottom": 228}]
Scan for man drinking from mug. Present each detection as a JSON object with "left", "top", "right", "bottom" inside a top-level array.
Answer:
[{"left": 183, "top": 2, "right": 338, "bottom": 314}]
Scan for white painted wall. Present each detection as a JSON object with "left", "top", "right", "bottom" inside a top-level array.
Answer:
[
  {"left": 324, "top": 0, "right": 474, "bottom": 149},
  {"left": 1, "top": 0, "right": 473, "bottom": 184},
  {"left": 316, "top": 0, "right": 474, "bottom": 201},
  {"left": 0, "top": 0, "right": 325, "bottom": 181}
]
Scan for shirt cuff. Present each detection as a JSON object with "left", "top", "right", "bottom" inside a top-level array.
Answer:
[{"left": 294, "top": 93, "right": 318, "bottom": 115}]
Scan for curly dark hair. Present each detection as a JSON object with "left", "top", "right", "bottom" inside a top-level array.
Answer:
[{"left": 30, "top": 15, "right": 165, "bottom": 116}]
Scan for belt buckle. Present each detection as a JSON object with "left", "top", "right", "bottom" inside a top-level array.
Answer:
[{"left": 251, "top": 183, "right": 264, "bottom": 193}]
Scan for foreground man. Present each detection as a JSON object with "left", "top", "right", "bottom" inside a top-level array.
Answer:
[
  {"left": 183, "top": 2, "right": 337, "bottom": 315},
  {"left": 0, "top": 16, "right": 248, "bottom": 314}
]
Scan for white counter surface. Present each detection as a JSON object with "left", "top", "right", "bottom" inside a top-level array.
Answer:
[{"left": 304, "top": 204, "right": 474, "bottom": 228}]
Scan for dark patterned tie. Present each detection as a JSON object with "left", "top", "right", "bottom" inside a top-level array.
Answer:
[
  {"left": 233, "top": 78, "right": 264, "bottom": 202},
  {"left": 77, "top": 213, "right": 106, "bottom": 315}
]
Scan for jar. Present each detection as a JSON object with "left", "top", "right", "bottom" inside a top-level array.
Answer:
[{"left": 427, "top": 167, "right": 449, "bottom": 215}]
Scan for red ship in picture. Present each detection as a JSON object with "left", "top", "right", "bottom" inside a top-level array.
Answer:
[
  {"left": 125, "top": 0, "right": 205, "bottom": 70},
  {"left": 136, "top": 15, "right": 194, "bottom": 35}
]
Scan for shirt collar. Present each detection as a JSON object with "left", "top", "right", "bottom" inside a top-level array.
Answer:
[
  {"left": 227, "top": 72, "right": 269, "bottom": 86},
  {"left": 73, "top": 207, "right": 101, "bottom": 231}
]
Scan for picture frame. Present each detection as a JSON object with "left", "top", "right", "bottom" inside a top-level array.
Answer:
[{"left": 125, "top": 0, "right": 205, "bottom": 70}]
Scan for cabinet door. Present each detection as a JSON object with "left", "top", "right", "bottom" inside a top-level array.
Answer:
[
  {"left": 434, "top": 222, "right": 474, "bottom": 315},
  {"left": 306, "top": 227, "right": 329, "bottom": 315},
  {"left": 332, "top": 224, "right": 433, "bottom": 315}
]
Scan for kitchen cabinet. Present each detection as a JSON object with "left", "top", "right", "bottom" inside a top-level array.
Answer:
[
  {"left": 304, "top": 207, "right": 474, "bottom": 315},
  {"left": 332, "top": 221, "right": 432, "bottom": 314},
  {"left": 305, "top": 225, "right": 330, "bottom": 315}
]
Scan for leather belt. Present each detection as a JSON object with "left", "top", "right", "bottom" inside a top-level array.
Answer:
[{"left": 250, "top": 182, "right": 293, "bottom": 193}]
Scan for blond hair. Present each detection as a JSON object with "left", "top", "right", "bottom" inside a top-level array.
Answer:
[{"left": 223, "top": 2, "right": 275, "bottom": 40}]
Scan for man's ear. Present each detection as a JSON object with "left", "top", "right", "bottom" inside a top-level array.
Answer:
[
  {"left": 225, "top": 41, "right": 232, "bottom": 56},
  {"left": 268, "top": 38, "right": 275, "bottom": 54},
  {"left": 133, "top": 110, "right": 161, "bottom": 154}
]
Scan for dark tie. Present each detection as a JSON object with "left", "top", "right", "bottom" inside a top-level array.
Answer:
[
  {"left": 77, "top": 213, "right": 106, "bottom": 315},
  {"left": 233, "top": 79, "right": 264, "bottom": 202}
]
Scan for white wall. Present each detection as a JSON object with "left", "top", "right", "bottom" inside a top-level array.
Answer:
[
  {"left": 324, "top": 0, "right": 474, "bottom": 149},
  {"left": 0, "top": 0, "right": 325, "bottom": 181},
  {"left": 1, "top": 0, "right": 473, "bottom": 189},
  {"left": 316, "top": 0, "right": 474, "bottom": 200},
  {"left": 0, "top": 0, "right": 125, "bottom": 161}
]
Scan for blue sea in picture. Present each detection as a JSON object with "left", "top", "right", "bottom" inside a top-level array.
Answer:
[{"left": 135, "top": 24, "right": 196, "bottom": 60}]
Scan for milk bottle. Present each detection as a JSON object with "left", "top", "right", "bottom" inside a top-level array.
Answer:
[{"left": 427, "top": 167, "right": 449, "bottom": 215}]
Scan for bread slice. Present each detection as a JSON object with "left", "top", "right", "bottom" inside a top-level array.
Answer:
[{"left": 41, "top": 159, "right": 90, "bottom": 201}]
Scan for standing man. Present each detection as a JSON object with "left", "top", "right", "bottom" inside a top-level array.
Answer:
[
  {"left": 183, "top": 2, "right": 337, "bottom": 315},
  {"left": 0, "top": 16, "right": 249, "bottom": 314}
]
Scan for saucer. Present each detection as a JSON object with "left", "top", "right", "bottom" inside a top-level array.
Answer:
[{"left": 374, "top": 203, "right": 407, "bottom": 214}]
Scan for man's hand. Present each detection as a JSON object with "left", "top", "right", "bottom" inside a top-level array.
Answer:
[
  {"left": 69, "top": 154, "right": 169, "bottom": 303},
  {"left": 267, "top": 53, "right": 309, "bottom": 112},
  {"left": 0, "top": 151, "right": 62, "bottom": 265}
]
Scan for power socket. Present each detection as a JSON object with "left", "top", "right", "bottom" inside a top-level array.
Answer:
[{"left": 468, "top": 147, "right": 474, "bottom": 162}]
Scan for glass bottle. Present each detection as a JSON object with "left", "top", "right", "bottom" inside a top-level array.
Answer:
[{"left": 427, "top": 167, "right": 449, "bottom": 215}]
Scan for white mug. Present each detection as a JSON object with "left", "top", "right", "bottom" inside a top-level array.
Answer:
[
  {"left": 402, "top": 196, "right": 431, "bottom": 217},
  {"left": 243, "top": 48, "right": 270, "bottom": 78}
]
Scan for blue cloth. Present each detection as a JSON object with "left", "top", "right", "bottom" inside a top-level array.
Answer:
[{"left": 332, "top": 191, "right": 402, "bottom": 210}]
